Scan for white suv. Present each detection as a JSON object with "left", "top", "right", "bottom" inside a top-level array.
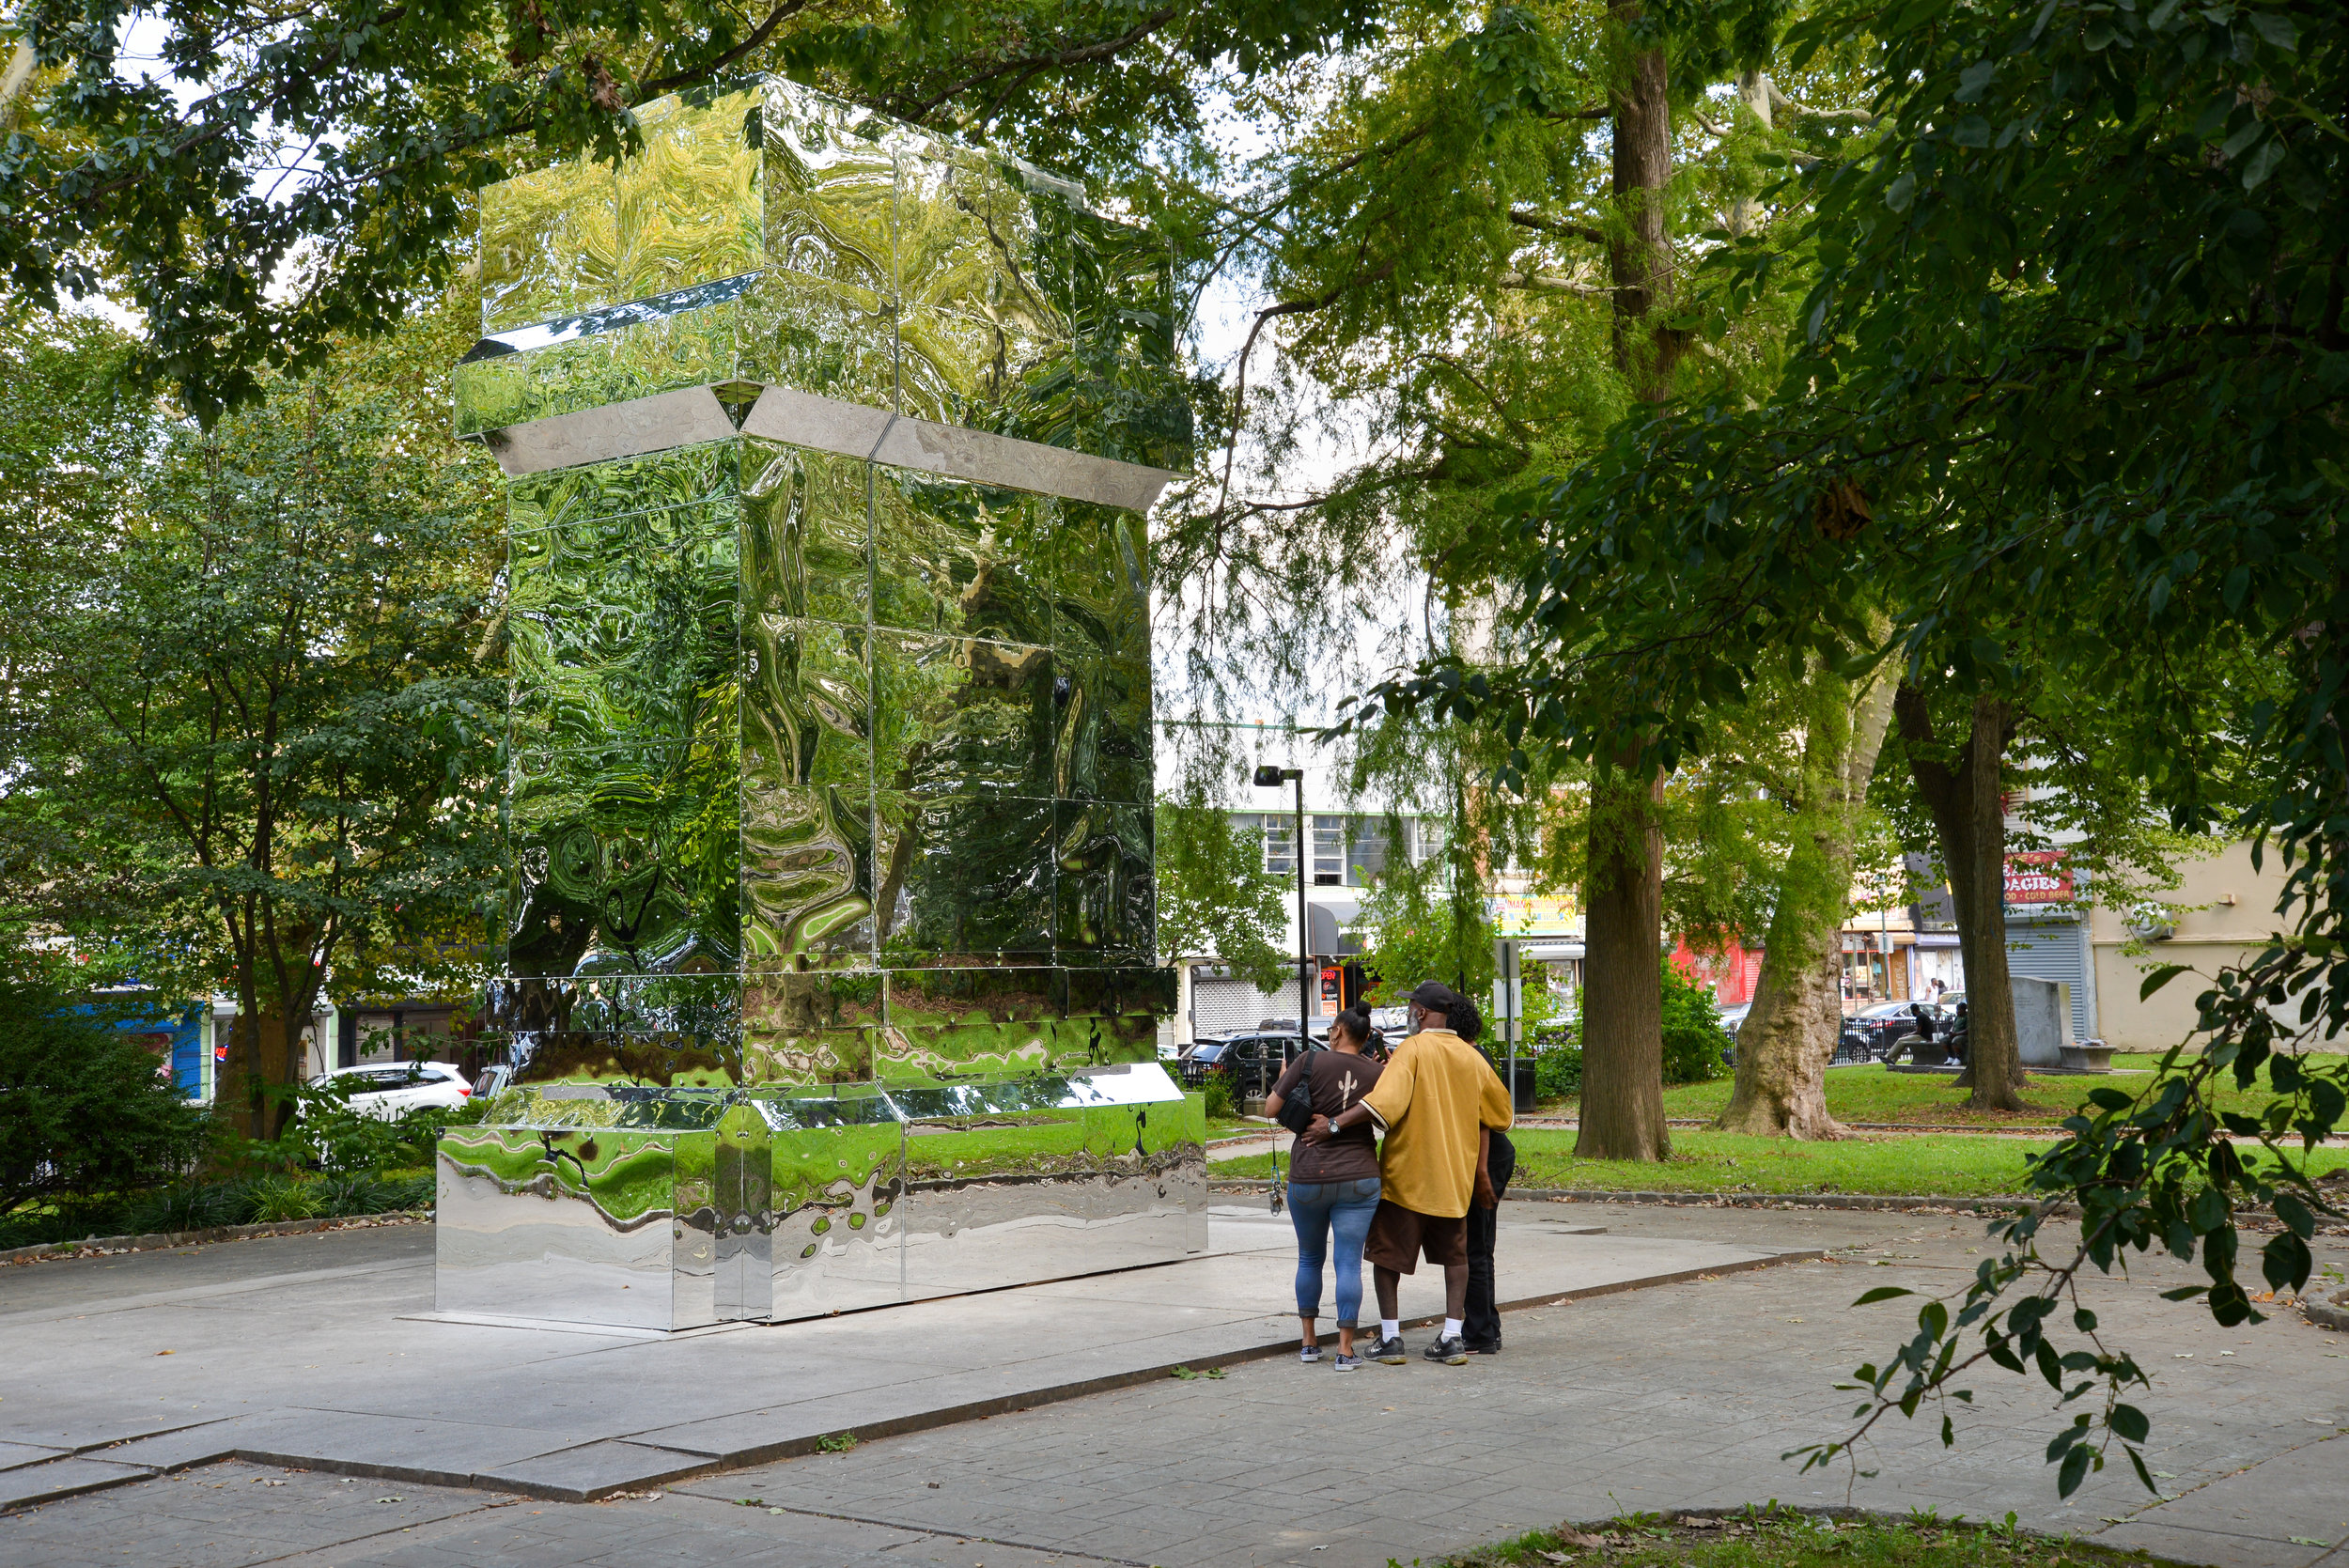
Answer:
[{"left": 306, "top": 1062, "right": 473, "bottom": 1119}]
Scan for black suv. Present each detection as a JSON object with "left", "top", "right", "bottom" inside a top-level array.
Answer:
[{"left": 1179, "top": 1031, "right": 1318, "bottom": 1093}]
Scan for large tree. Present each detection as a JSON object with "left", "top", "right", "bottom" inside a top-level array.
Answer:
[
  {"left": 1433, "top": 0, "right": 2344, "bottom": 1493},
  {"left": 1159, "top": 0, "right": 1851, "bottom": 1161},
  {"left": 1712, "top": 638, "right": 1896, "bottom": 1137},
  {"left": 4, "top": 302, "right": 504, "bottom": 1137}
]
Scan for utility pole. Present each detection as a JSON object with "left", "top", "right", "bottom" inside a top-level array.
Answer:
[{"left": 1254, "top": 764, "right": 1311, "bottom": 1080}]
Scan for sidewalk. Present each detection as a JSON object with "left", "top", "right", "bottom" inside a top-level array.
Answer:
[
  {"left": 3, "top": 1202, "right": 2341, "bottom": 1568},
  {"left": 0, "top": 1204, "right": 1798, "bottom": 1508}
]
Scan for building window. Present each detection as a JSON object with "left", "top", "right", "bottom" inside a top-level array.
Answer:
[
  {"left": 1347, "top": 819, "right": 1391, "bottom": 886},
  {"left": 1414, "top": 817, "right": 1449, "bottom": 865},
  {"left": 1313, "top": 815, "right": 1345, "bottom": 886},
  {"left": 1256, "top": 814, "right": 1296, "bottom": 877}
]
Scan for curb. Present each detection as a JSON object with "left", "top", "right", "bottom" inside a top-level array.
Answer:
[
  {"left": 2, "top": 1248, "right": 1822, "bottom": 1509},
  {"left": 0, "top": 1210, "right": 432, "bottom": 1268},
  {"left": 1206, "top": 1180, "right": 2069, "bottom": 1216}
]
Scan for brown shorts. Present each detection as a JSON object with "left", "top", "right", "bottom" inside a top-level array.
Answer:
[{"left": 1362, "top": 1199, "right": 1468, "bottom": 1274}]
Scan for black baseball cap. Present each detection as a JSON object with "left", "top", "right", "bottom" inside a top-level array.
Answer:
[{"left": 1408, "top": 980, "right": 1460, "bottom": 1014}]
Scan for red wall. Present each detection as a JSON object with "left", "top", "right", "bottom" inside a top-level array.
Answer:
[{"left": 1671, "top": 938, "right": 1766, "bottom": 1007}]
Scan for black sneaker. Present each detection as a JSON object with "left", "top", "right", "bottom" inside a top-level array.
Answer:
[
  {"left": 1361, "top": 1334, "right": 1408, "bottom": 1364},
  {"left": 1465, "top": 1340, "right": 1501, "bottom": 1356},
  {"left": 1423, "top": 1333, "right": 1469, "bottom": 1365}
]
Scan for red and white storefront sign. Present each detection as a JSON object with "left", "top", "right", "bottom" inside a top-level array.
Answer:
[{"left": 2003, "top": 850, "right": 2073, "bottom": 905}]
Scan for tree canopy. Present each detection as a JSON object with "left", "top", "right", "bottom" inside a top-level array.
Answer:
[
  {"left": 1341, "top": 0, "right": 2347, "bottom": 1497},
  {"left": 1, "top": 0, "right": 1381, "bottom": 420}
]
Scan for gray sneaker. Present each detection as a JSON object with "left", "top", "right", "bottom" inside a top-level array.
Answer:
[
  {"left": 1361, "top": 1334, "right": 1408, "bottom": 1365},
  {"left": 1299, "top": 1343, "right": 1321, "bottom": 1364},
  {"left": 1332, "top": 1352, "right": 1361, "bottom": 1372},
  {"left": 1422, "top": 1333, "right": 1469, "bottom": 1365}
]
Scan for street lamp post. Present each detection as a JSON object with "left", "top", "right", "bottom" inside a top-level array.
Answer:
[{"left": 1252, "top": 764, "right": 1310, "bottom": 1086}]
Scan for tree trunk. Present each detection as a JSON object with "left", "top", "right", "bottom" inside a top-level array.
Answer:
[
  {"left": 1726, "top": 70, "right": 1773, "bottom": 237},
  {"left": 1951, "top": 703, "right": 2023, "bottom": 1106},
  {"left": 1892, "top": 686, "right": 2025, "bottom": 1110},
  {"left": 1716, "top": 656, "right": 1899, "bottom": 1137},
  {"left": 1608, "top": 17, "right": 1684, "bottom": 403},
  {"left": 1577, "top": 768, "right": 1670, "bottom": 1160},
  {"left": 1572, "top": 7, "right": 1685, "bottom": 1165},
  {"left": 216, "top": 999, "right": 269, "bottom": 1141}
]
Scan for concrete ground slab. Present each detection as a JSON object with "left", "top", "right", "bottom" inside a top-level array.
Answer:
[
  {"left": 1, "top": 1206, "right": 1791, "bottom": 1505},
  {"left": 50, "top": 1200, "right": 2346, "bottom": 1568},
  {"left": 473, "top": 1439, "right": 720, "bottom": 1500},
  {"left": 0, "top": 1457, "right": 155, "bottom": 1511},
  {"left": 220, "top": 1409, "right": 594, "bottom": 1486},
  {"left": 0, "top": 1446, "right": 65, "bottom": 1475},
  {"left": 2095, "top": 1434, "right": 2349, "bottom": 1567}
]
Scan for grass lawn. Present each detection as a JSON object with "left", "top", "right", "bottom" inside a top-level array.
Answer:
[
  {"left": 1548, "top": 1057, "right": 2301, "bottom": 1127},
  {"left": 1212, "top": 1126, "right": 2349, "bottom": 1197},
  {"left": 1446, "top": 1506, "right": 2155, "bottom": 1568}
]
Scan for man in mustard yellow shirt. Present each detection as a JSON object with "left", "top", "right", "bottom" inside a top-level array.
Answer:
[{"left": 1300, "top": 981, "right": 1512, "bottom": 1365}]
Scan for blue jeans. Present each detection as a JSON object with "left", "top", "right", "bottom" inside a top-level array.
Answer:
[{"left": 1287, "top": 1176, "right": 1381, "bottom": 1326}]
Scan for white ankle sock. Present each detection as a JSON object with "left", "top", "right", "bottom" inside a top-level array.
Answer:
[
  {"left": 1442, "top": 1317, "right": 1462, "bottom": 1340},
  {"left": 1380, "top": 1318, "right": 1399, "bottom": 1341}
]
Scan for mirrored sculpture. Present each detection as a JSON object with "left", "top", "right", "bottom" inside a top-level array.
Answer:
[{"left": 439, "top": 79, "right": 1199, "bottom": 1331}]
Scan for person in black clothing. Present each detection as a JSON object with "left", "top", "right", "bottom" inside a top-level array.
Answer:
[{"left": 1450, "top": 998, "right": 1517, "bottom": 1355}]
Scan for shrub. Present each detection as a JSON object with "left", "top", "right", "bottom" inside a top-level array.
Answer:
[
  {"left": 1201, "top": 1074, "right": 1237, "bottom": 1121},
  {"left": 245, "top": 1075, "right": 486, "bottom": 1174},
  {"left": 245, "top": 1172, "right": 329, "bottom": 1221},
  {"left": 1659, "top": 955, "right": 1732, "bottom": 1084},
  {"left": 0, "top": 952, "right": 209, "bottom": 1219},
  {"left": 1533, "top": 1035, "right": 1583, "bottom": 1099}
]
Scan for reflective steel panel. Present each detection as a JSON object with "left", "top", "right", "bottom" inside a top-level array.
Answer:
[
  {"left": 482, "top": 86, "right": 765, "bottom": 334},
  {"left": 741, "top": 440, "right": 869, "bottom": 628},
  {"left": 1052, "top": 799, "right": 1154, "bottom": 966},
  {"left": 761, "top": 80, "right": 898, "bottom": 303},
  {"left": 455, "top": 75, "right": 1190, "bottom": 1333},
  {"left": 871, "top": 471, "right": 1053, "bottom": 644},
  {"left": 895, "top": 1064, "right": 1205, "bottom": 1298},
  {"left": 455, "top": 296, "right": 743, "bottom": 437},
  {"left": 507, "top": 441, "right": 739, "bottom": 532},
  {"left": 877, "top": 968, "right": 1062, "bottom": 1081},
  {"left": 741, "top": 782, "right": 875, "bottom": 971},
  {"left": 436, "top": 1125, "right": 719, "bottom": 1330},
  {"left": 875, "top": 794, "right": 1054, "bottom": 968},
  {"left": 507, "top": 740, "right": 744, "bottom": 980},
  {"left": 871, "top": 629, "right": 1054, "bottom": 801}
]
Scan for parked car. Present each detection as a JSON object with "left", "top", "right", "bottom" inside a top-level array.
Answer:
[
  {"left": 1845, "top": 1001, "right": 1930, "bottom": 1059},
  {"left": 305, "top": 1061, "right": 473, "bottom": 1119},
  {"left": 1183, "top": 1031, "right": 1315, "bottom": 1095},
  {"left": 470, "top": 1063, "right": 514, "bottom": 1101}
]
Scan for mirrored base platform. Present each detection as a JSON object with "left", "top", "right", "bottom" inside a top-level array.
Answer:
[{"left": 434, "top": 1062, "right": 1206, "bottom": 1330}]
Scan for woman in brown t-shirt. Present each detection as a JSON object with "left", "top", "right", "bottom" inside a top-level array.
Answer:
[{"left": 1265, "top": 1008, "right": 1384, "bottom": 1370}]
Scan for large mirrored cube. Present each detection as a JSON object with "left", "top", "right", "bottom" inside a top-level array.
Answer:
[{"left": 441, "top": 76, "right": 1196, "bottom": 1330}]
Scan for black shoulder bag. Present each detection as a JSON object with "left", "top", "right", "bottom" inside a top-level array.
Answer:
[{"left": 1275, "top": 1049, "right": 1316, "bottom": 1135}]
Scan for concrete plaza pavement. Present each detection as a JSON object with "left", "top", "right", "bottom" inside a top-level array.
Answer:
[
  {"left": 2, "top": 1202, "right": 2344, "bottom": 1568},
  {"left": 0, "top": 1203, "right": 1796, "bottom": 1509}
]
